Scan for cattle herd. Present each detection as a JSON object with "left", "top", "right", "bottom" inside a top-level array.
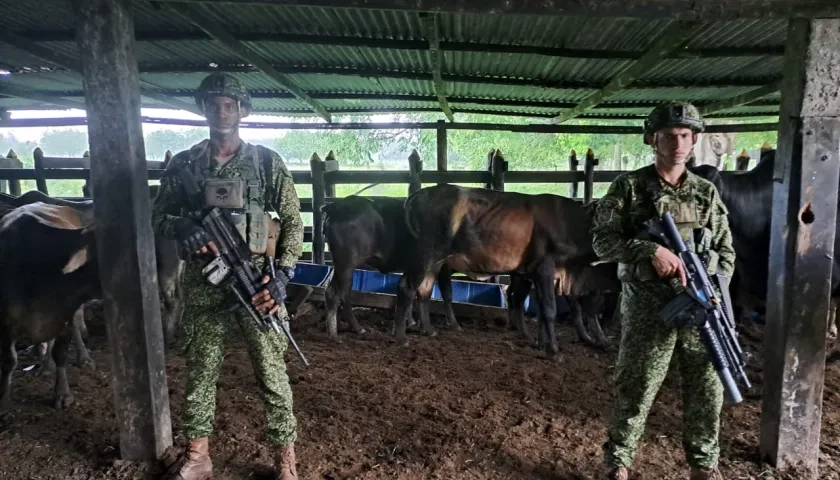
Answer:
[{"left": 0, "top": 146, "right": 838, "bottom": 415}]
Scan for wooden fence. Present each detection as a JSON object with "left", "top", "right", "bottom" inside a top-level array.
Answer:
[{"left": 0, "top": 144, "right": 766, "bottom": 264}]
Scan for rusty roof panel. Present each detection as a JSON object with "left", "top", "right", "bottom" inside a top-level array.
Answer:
[{"left": 609, "top": 86, "right": 764, "bottom": 102}]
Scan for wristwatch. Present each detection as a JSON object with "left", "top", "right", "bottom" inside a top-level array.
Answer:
[{"left": 265, "top": 260, "right": 295, "bottom": 283}]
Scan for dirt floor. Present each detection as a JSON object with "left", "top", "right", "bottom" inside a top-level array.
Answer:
[{"left": 1, "top": 302, "right": 840, "bottom": 480}]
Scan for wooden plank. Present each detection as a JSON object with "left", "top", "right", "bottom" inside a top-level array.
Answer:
[
  {"left": 420, "top": 13, "right": 454, "bottom": 122},
  {"left": 150, "top": 0, "right": 840, "bottom": 19},
  {"left": 568, "top": 149, "right": 579, "bottom": 198},
  {"left": 759, "top": 17, "right": 840, "bottom": 479},
  {"left": 583, "top": 149, "right": 598, "bottom": 203},
  {"left": 408, "top": 150, "right": 423, "bottom": 193},
  {"left": 310, "top": 153, "right": 327, "bottom": 264},
  {"left": 552, "top": 20, "right": 707, "bottom": 124},
  {"left": 70, "top": 0, "right": 172, "bottom": 461},
  {"left": 436, "top": 120, "right": 448, "bottom": 181}
]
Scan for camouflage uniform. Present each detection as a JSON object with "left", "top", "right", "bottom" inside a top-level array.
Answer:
[
  {"left": 592, "top": 104, "right": 736, "bottom": 472},
  {"left": 152, "top": 133, "right": 304, "bottom": 447}
]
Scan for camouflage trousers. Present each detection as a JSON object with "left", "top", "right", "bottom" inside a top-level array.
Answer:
[
  {"left": 178, "top": 266, "right": 297, "bottom": 446},
  {"left": 603, "top": 281, "right": 724, "bottom": 470}
]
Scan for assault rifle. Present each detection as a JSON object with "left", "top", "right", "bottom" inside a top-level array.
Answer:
[
  {"left": 163, "top": 167, "right": 309, "bottom": 367},
  {"left": 646, "top": 212, "right": 751, "bottom": 403}
]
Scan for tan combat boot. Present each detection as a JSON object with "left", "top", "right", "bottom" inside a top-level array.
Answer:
[
  {"left": 604, "top": 466, "right": 628, "bottom": 480},
  {"left": 274, "top": 443, "right": 298, "bottom": 480},
  {"left": 164, "top": 437, "right": 213, "bottom": 480},
  {"left": 690, "top": 467, "right": 723, "bottom": 480}
]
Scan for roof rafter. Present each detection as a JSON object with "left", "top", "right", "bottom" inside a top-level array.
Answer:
[
  {"left": 552, "top": 20, "right": 708, "bottom": 124},
  {"left": 420, "top": 12, "right": 453, "bottom": 121},
  {"left": 0, "top": 30, "right": 202, "bottom": 115},
  {"left": 0, "top": 85, "right": 88, "bottom": 110},
  {"left": 158, "top": 2, "right": 333, "bottom": 122},
  {"left": 146, "top": 0, "right": 840, "bottom": 20},
  {"left": 16, "top": 29, "right": 786, "bottom": 60},
  {"left": 698, "top": 80, "right": 782, "bottom": 116}
]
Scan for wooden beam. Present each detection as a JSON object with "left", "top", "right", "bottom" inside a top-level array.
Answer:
[
  {"left": 160, "top": 2, "right": 331, "bottom": 122},
  {"left": 0, "top": 85, "right": 87, "bottom": 110},
  {"left": 420, "top": 13, "right": 454, "bottom": 121},
  {"left": 759, "top": 17, "right": 840, "bottom": 479},
  {"left": 552, "top": 20, "right": 707, "bottom": 124},
  {"left": 0, "top": 29, "right": 202, "bottom": 115},
  {"left": 698, "top": 81, "right": 783, "bottom": 116},
  {"left": 18, "top": 29, "right": 787, "bottom": 60},
  {"left": 70, "top": 0, "right": 173, "bottom": 461},
  {"left": 147, "top": 0, "right": 840, "bottom": 20}
]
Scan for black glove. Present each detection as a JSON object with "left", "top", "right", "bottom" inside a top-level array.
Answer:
[
  {"left": 174, "top": 218, "right": 213, "bottom": 260},
  {"left": 258, "top": 266, "right": 291, "bottom": 308}
]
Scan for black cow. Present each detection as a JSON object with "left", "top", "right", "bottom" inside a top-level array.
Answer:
[
  {"left": 0, "top": 202, "right": 101, "bottom": 409},
  {"left": 397, "top": 184, "right": 620, "bottom": 361},
  {"left": 689, "top": 150, "right": 840, "bottom": 358},
  {"left": 321, "top": 195, "right": 462, "bottom": 341}
]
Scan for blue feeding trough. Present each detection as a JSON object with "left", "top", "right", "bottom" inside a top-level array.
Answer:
[
  {"left": 291, "top": 262, "right": 507, "bottom": 308},
  {"left": 523, "top": 294, "right": 573, "bottom": 317}
]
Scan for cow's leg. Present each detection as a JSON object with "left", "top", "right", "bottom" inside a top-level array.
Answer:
[
  {"left": 51, "top": 332, "right": 74, "bottom": 409},
  {"left": 436, "top": 265, "right": 462, "bottom": 332},
  {"left": 72, "top": 307, "right": 95, "bottom": 370},
  {"left": 38, "top": 340, "right": 56, "bottom": 374},
  {"left": 324, "top": 267, "right": 343, "bottom": 342},
  {"left": 0, "top": 335, "right": 16, "bottom": 410},
  {"left": 569, "top": 296, "right": 598, "bottom": 346},
  {"left": 578, "top": 293, "right": 612, "bottom": 350},
  {"left": 415, "top": 266, "right": 440, "bottom": 337},
  {"left": 507, "top": 274, "right": 535, "bottom": 345},
  {"left": 395, "top": 269, "right": 424, "bottom": 346},
  {"left": 533, "top": 261, "right": 562, "bottom": 362},
  {"left": 828, "top": 299, "right": 840, "bottom": 362}
]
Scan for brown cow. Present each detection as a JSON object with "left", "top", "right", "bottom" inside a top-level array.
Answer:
[
  {"left": 396, "top": 184, "right": 619, "bottom": 361},
  {"left": 0, "top": 202, "right": 101, "bottom": 410}
]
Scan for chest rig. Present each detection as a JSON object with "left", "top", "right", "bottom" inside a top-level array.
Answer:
[
  {"left": 182, "top": 143, "right": 275, "bottom": 255},
  {"left": 618, "top": 165, "right": 716, "bottom": 281}
]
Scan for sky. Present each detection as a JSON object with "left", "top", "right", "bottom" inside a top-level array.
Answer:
[{"left": 1, "top": 107, "right": 398, "bottom": 142}]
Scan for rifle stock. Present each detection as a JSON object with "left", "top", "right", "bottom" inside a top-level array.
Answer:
[{"left": 164, "top": 167, "right": 310, "bottom": 367}]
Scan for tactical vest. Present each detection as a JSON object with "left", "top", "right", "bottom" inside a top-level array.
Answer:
[
  {"left": 180, "top": 141, "right": 275, "bottom": 255},
  {"left": 616, "top": 165, "right": 718, "bottom": 282}
]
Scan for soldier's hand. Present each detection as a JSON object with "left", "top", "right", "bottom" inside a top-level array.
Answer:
[
  {"left": 251, "top": 275, "right": 287, "bottom": 315},
  {"left": 175, "top": 219, "right": 220, "bottom": 259},
  {"left": 652, "top": 246, "right": 687, "bottom": 287}
]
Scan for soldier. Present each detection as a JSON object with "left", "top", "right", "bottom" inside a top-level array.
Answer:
[
  {"left": 152, "top": 72, "right": 304, "bottom": 480},
  {"left": 590, "top": 103, "right": 735, "bottom": 480}
]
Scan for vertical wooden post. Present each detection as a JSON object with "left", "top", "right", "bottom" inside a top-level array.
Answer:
[
  {"left": 761, "top": 141, "right": 774, "bottom": 154},
  {"left": 568, "top": 149, "right": 579, "bottom": 198},
  {"left": 436, "top": 119, "right": 447, "bottom": 182},
  {"left": 490, "top": 149, "right": 507, "bottom": 192},
  {"left": 735, "top": 148, "right": 750, "bottom": 171},
  {"left": 310, "top": 152, "right": 326, "bottom": 265},
  {"left": 324, "top": 150, "right": 338, "bottom": 199},
  {"left": 32, "top": 147, "right": 48, "bottom": 194},
  {"left": 408, "top": 149, "right": 423, "bottom": 194},
  {"left": 163, "top": 149, "right": 173, "bottom": 168},
  {"left": 583, "top": 148, "right": 598, "bottom": 204},
  {"left": 759, "top": 18, "right": 840, "bottom": 479},
  {"left": 483, "top": 149, "right": 496, "bottom": 190},
  {"left": 81, "top": 150, "right": 92, "bottom": 196},
  {"left": 2, "top": 149, "right": 23, "bottom": 196},
  {"left": 71, "top": 0, "right": 172, "bottom": 462}
]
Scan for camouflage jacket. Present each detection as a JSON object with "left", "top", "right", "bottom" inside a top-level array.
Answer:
[
  {"left": 591, "top": 164, "right": 735, "bottom": 282},
  {"left": 151, "top": 139, "right": 304, "bottom": 270}
]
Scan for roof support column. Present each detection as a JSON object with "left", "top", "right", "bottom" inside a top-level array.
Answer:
[
  {"left": 71, "top": 0, "right": 173, "bottom": 461},
  {"left": 759, "top": 17, "right": 840, "bottom": 479}
]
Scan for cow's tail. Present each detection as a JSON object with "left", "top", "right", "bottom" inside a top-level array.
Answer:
[{"left": 404, "top": 189, "right": 424, "bottom": 239}]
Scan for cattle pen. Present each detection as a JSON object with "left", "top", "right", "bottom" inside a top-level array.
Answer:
[{"left": 1, "top": 2, "right": 840, "bottom": 480}]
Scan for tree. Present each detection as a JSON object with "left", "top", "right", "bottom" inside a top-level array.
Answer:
[
  {"left": 143, "top": 128, "right": 207, "bottom": 159},
  {"left": 38, "top": 129, "right": 89, "bottom": 156}
]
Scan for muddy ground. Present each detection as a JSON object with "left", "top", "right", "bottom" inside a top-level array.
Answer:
[{"left": 1, "top": 303, "right": 839, "bottom": 480}]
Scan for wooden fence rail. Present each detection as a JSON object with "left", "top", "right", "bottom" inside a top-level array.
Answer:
[{"left": 0, "top": 146, "right": 625, "bottom": 265}]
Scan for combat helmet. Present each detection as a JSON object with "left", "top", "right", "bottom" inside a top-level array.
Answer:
[
  {"left": 195, "top": 72, "right": 251, "bottom": 114},
  {"left": 643, "top": 102, "right": 705, "bottom": 145}
]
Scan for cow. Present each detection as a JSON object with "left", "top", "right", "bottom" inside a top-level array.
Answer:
[
  {"left": 689, "top": 150, "right": 840, "bottom": 359},
  {"left": 689, "top": 132, "right": 737, "bottom": 169},
  {"left": 395, "top": 184, "right": 620, "bottom": 362},
  {"left": 1, "top": 189, "right": 186, "bottom": 351},
  {"left": 0, "top": 202, "right": 101, "bottom": 410},
  {"left": 321, "top": 195, "right": 463, "bottom": 341}
]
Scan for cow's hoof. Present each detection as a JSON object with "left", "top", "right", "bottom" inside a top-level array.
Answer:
[
  {"left": 53, "top": 393, "right": 75, "bottom": 409},
  {"left": 79, "top": 356, "right": 96, "bottom": 371},
  {"left": 354, "top": 327, "right": 367, "bottom": 335},
  {"left": 329, "top": 335, "right": 343, "bottom": 344},
  {"left": 544, "top": 352, "right": 564, "bottom": 363},
  {"left": 423, "top": 330, "right": 438, "bottom": 337}
]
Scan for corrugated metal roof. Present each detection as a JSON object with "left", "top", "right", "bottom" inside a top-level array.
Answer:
[{"left": 0, "top": 1, "right": 788, "bottom": 121}]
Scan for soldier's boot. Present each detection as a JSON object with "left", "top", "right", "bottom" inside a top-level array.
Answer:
[
  {"left": 274, "top": 443, "right": 298, "bottom": 480},
  {"left": 690, "top": 467, "right": 723, "bottom": 480},
  {"left": 164, "top": 437, "right": 213, "bottom": 480},
  {"left": 604, "top": 466, "right": 628, "bottom": 480}
]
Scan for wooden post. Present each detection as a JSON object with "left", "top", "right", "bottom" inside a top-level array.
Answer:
[
  {"left": 70, "top": 0, "right": 172, "bottom": 462},
  {"left": 32, "top": 147, "right": 48, "bottom": 194},
  {"left": 310, "top": 152, "right": 326, "bottom": 265},
  {"left": 436, "top": 119, "right": 447, "bottom": 182},
  {"left": 761, "top": 141, "right": 774, "bottom": 153},
  {"left": 568, "top": 149, "right": 579, "bottom": 198},
  {"left": 759, "top": 18, "right": 840, "bottom": 479},
  {"left": 81, "top": 150, "right": 92, "bottom": 196},
  {"left": 163, "top": 149, "right": 173, "bottom": 168},
  {"left": 736, "top": 148, "right": 751, "bottom": 171},
  {"left": 408, "top": 149, "right": 423, "bottom": 194},
  {"left": 324, "top": 150, "right": 338, "bottom": 199},
  {"left": 583, "top": 148, "right": 598, "bottom": 204},
  {"left": 2, "top": 149, "right": 23, "bottom": 196},
  {"left": 489, "top": 149, "right": 507, "bottom": 192}
]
